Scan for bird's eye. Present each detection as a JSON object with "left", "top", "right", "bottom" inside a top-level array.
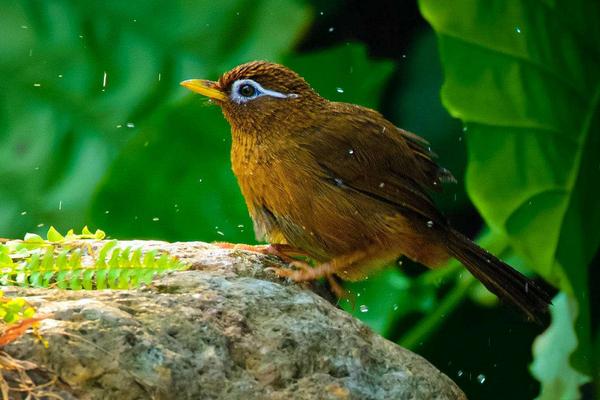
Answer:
[
  {"left": 239, "top": 84, "right": 256, "bottom": 97},
  {"left": 230, "top": 79, "right": 290, "bottom": 104}
]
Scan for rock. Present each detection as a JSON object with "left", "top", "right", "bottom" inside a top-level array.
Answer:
[{"left": 4, "top": 241, "right": 466, "bottom": 400}]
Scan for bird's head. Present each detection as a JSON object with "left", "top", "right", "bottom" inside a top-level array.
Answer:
[{"left": 181, "top": 61, "right": 324, "bottom": 136}]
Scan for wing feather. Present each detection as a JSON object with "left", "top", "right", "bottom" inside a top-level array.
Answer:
[{"left": 298, "top": 103, "right": 453, "bottom": 225}]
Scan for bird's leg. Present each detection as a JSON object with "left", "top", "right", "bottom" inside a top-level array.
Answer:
[
  {"left": 274, "top": 250, "right": 368, "bottom": 281},
  {"left": 272, "top": 250, "right": 374, "bottom": 302}
]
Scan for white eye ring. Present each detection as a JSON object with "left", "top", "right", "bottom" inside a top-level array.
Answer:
[{"left": 230, "top": 79, "right": 297, "bottom": 104}]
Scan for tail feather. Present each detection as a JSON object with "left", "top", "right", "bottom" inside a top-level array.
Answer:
[{"left": 446, "top": 229, "right": 552, "bottom": 322}]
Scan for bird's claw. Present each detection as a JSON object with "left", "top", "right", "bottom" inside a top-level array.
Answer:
[{"left": 265, "top": 259, "right": 314, "bottom": 280}]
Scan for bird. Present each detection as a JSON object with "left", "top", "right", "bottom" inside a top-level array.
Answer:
[{"left": 180, "top": 61, "right": 551, "bottom": 321}]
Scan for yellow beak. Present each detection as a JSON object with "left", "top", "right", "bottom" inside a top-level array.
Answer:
[{"left": 180, "top": 79, "right": 227, "bottom": 101}]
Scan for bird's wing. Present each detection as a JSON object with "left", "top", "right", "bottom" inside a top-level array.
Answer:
[{"left": 298, "top": 103, "right": 453, "bottom": 225}]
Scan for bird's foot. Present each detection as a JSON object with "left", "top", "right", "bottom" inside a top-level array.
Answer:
[
  {"left": 268, "top": 261, "right": 350, "bottom": 301},
  {"left": 217, "top": 242, "right": 351, "bottom": 301},
  {"left": 266, "top": 259, "right": 314, "bottom": 278}
]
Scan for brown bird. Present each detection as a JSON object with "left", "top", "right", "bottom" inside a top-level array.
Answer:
[{"left": 181, "top": 61, "right": 551, "bottom": 321}]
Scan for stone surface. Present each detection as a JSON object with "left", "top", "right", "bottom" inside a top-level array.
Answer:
[{"left": 4, "top": 241, "right": 466, "bottom": 400}]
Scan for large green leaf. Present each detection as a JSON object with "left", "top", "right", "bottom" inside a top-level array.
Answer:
[
  {"left": 0, "top": 0, "right": 310, "bottom": 238},
  {"left": 90, "top": 44, "right": 394, "bottom": 242},
  {"left": 420, "top": 0, "right": 600, "bottom": 391}
]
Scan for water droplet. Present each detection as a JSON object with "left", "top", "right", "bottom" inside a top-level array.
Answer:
[
  {"left": 426, "top": 220, "right": 434, "bottom": 228},
  {"left": 458, "top": 136, "right": 463, "bottom": 142},
  {"left": 348, "top": 149, "right": 354, "bottom": 155},
  {"left": 58, "top": 200, "right": 62, "bottom": 211},
  {"left": 319, "top": 11, "right": 324, "bottom": 15},
  {"left": 126, "top": 122, "right": 135, "bottom": 128},
  {"left": 105, "top": 210, "right": 110, "bottom": 214},
  {"left": 359, "top": 304, "right": 369, "bottom": 313},
  {"left": 58, "top": 74, "right": 63, "bottom": 78},
  {"left": 21, "top": 25, "right": 28, "bottom": 29},
  {"left": 457, "top": 370, "right": 464, "bottom": 378},
  {"left": 158, "top": 73, "right": 162, "bottom": 81},
  {"left": 381, "top": 127, "right": 386, "bottom": 133},
  {"left": 116, "top": 124, "right": 122, "bottom": 128},
  {"left": 401, "top": 54, "right": 407, "bottom": 59},
  {"left": 393, "top": 303, "right": 399, "bottom": 311},
  {"left": 198, "top": 178, "right": 203, "bottom": 183},
  {"left": 334, "top": 178, "right": 344, "bottom": 187},
  {"left": 20, "top": 211, "right": 27, "bottom": 216},
  {"left": 477, "top": 374, "right": 486, "bottom": 384},
  {"left": 33, "top": 83, "right": 41, "bottom": 87},
  {"left": 143, "top": 141, "right": 149, "bottom": 147},
  {"left": 336, "top": 87, "right": 344, "bottom": 93},
  {"left": 152, "top": 217, "right": 159, "bottom": 222},
  {"left": 328, "top": 27, "right": 335, "bottom": 32},
  {"left": 515, "top": 26, "right": 521, "bottom": 34},
  {"left": 462, "top": 126, "right": 468, "bottom": 132},
  {"left": 379, "top": 182, "right": 385, "bottom": 188},
  {"left": 37, "top": 223, "right": 44, "bottom": 228},
  {"left": 217, "top": 231, "right": 224, "bottom": 236},
  {"left": 288, "top": 93, "right": 299, "bottom": 99},
  {"left": 237, "top": 224, "right": 244, "bottom": 228},
  {"left": 397, "top": 259, "right": 403, "bottom": 266},
  {"left": 102, "top": 71, "right": 108, "bottom": 88}
]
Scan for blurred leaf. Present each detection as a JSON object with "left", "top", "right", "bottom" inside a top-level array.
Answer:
[
  {"left": 396, "top": 229, "right": 508, "bottom": 347},
  {"left": 420, "top": 0, "right": 600, "bottom": 379},
  {"left": 46, "top": 226, "right": 64, "bottom": 242},
  {"left": 0, "top": 0, "right": 311, "bottom": 238},
  {"left": 91, "top": 43, "right": 394, "bottom": 242},
  {"left": 342, "top": 266, "right": 436, "bottom": 336},
  {"left": 90, "top": 99, "right": 253, "bottom": 242},
  {"left": 285, "top": 44, "right": 395, "bottom": 109},
  {"left": 531, "top": 292, "right": 590, "bottom": 400}
]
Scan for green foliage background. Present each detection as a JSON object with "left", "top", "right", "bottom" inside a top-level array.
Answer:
[{"left": 0, "top": 0, "right": 598, "bottom": 399}]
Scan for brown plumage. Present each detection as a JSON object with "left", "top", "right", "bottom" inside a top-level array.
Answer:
[{"left": 181, "top": 61, "right": 551, "bottom": 321}]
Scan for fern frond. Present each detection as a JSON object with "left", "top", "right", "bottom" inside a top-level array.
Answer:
[{"left": 0, "top": 227, "right": 188, "bottom": 290}]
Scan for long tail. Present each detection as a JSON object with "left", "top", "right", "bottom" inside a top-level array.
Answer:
[{"left": 445, "top": 229, "right": 552, "bottom": 322}]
